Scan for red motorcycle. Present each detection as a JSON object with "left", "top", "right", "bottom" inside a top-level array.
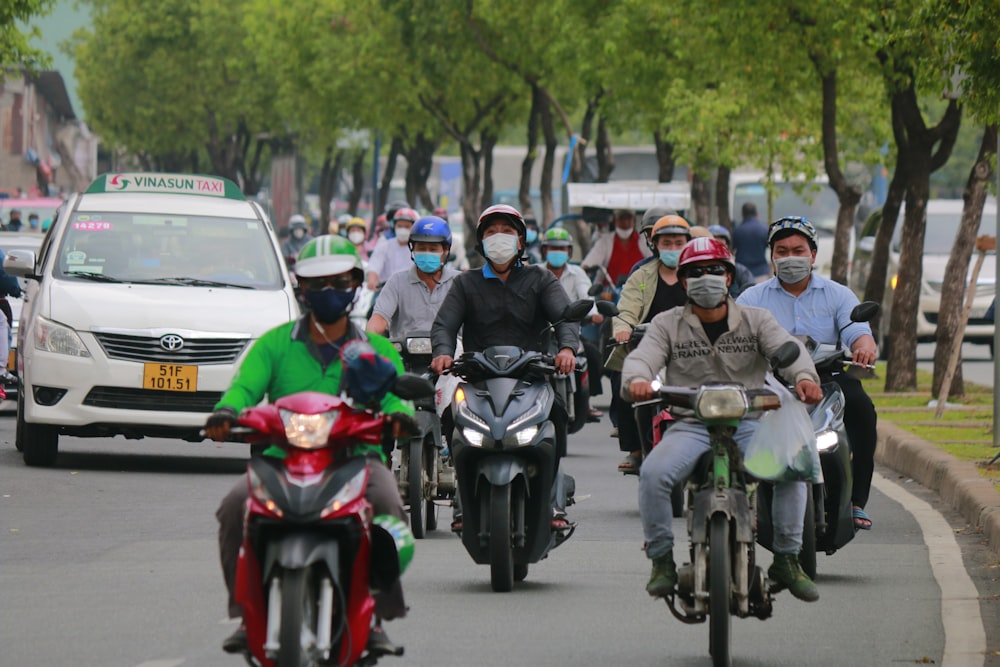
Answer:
[{"left": 232, "top": 371, "right": 432, "bottom": 666}]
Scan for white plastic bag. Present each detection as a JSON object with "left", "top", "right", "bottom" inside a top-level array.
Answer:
[{"left": 744, "top": 374, "right": 821, "bottom": 483}]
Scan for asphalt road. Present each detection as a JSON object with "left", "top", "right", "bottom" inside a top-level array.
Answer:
[{"left": 2, "top": 402, "right": 998, "bottom": 667}]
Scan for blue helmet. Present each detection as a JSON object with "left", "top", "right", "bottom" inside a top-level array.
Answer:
[
  {"left": 409, "top": 215, "right": 452, "bottom": 246},
  {"left": 707, "top": 225, "right": 731, "bottom": 242}
]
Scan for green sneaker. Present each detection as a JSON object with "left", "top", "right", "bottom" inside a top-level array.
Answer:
[
  {"left": 768, "top": 553, "right": 819, "bottom": 602},
  {"left": 646, "top": 553, "right": 677, "bottom": 597}
]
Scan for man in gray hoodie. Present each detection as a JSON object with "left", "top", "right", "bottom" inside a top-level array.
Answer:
[{"left": 622, "top": 237, "right": 823, "bottom": 602}]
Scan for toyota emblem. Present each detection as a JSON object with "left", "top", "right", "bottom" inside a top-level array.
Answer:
[{"left": 159, "top": 334, "right": 185, "bottom": 351}]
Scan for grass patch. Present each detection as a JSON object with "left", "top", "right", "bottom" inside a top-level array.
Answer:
[{"left": 861, "top": 365, "right": 999, "bottom": 492}]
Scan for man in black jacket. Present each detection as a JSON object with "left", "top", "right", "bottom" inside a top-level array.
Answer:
[{"left": 431, "top": 204, "right": 579, "bottom": 530}]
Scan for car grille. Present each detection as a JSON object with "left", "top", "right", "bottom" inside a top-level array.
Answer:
[
  {"left": 93, "top": 332, "right": 248, "bottom": 364},
  {"left": 83, "top": 386, "right": 222, "bottom": 412}
]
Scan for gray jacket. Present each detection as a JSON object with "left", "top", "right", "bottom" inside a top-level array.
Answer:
[{"left": 620, "top": 299, "right": 818, "bottom": 406}]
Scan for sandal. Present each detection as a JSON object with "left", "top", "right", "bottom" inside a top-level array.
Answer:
[
  {"left": 551, "top": 511, "right": 571, "bottom": 531},
  {"left": 852, "top": 506, "right": 872, "bottom": 530},
  {"left": 618, "top": 452, "right": 641, "bottom": 475}
]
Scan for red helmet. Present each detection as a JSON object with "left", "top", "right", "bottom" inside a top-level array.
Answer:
[
  {"left": 677, "top": 237, "right": 735, "bottom": 275},
  {"left": 393, "top": 207, "right": 419, "bottom": 224},
  {"left": 476, "top": 204, "right": 526, "bottom": 242}
]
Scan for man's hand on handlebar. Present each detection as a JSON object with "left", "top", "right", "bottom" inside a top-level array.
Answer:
[
  {"left": 614, "top": 329, "right": 631, "bottom": 343},
  {"left": 555, "top": 348, "right": 576, "bottom": 375},
  {"left": 850, "top": 337, "right": 878, "bottom": 368},
  {"left": 389, "top": 412, "right": 419, "bottom": 439},
  {"left": 796, "top": 379, "right": 823, "bottom": 404},
  {"left": 205, "top": 408, "right": 237, "bottom": 441},
  {"left": 431, "top": 354, "right": 453, "bottom": 375},
  {"left": 629, "top": 379, "right": 654, "bottom": 402}
]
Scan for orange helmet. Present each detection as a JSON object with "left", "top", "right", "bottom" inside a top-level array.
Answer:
[{"left": 651, "top": 215, "right": 691, "bottom": 239}]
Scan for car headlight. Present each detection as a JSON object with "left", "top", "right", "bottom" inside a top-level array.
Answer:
[
  {"left": 281, "top": 409, "right": 337, "bottom": 449},
  {"left": 694, "top": 385, "right": 748, "bottom": 420},
  {"left": 405, "top": 337, "right": 432, "bottom": 355},
  {"left": 33, "top": 317, "right": 91, "bottom": 357},
  {"left": 513, "top": 425, "right": 538, "bottom": 445},
  {"left": 815, "top": 429, "right": 839, "bottom": 452},
  {"left": 462, "top": 427, "right": 485, "bottom": 447}
]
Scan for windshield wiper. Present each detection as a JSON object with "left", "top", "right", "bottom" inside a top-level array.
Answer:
[
  {"left": 135, "top": 276, "right": 254, "bottom": 289},
  {"left": 66, "top": 271, "right": 122, "bottom": 283}
]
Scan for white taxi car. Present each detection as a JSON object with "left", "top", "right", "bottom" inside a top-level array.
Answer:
[{"left": 5, "top": 173, "right": 299, "bottom": 466}]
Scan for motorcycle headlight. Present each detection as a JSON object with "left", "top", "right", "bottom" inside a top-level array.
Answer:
[
  {"left": 281, "top": 409, "right": 337, "bottom": 449},
  {"left": 405, "top": 337, "right": 432, "bottom": 355},
  {"left": 34, "top": 317, "right": 91, "bottom": 357},
  {"left": 456, "top": 395, "right": 490, "bottom": 430},
  {"left": 320, "top": 467, "right": 368, "bottom": 518},
  {"left": 694, "top": 385, "right": 749, "bottom": 420},
  {"left": 462, "top": 427, "right": 485, "bottom": 447},
  {"left": 513, "top": 425, "right": 538, "bottom": 445},
  {"left": 815, "top": 429, "right": 839, "bottom": 453},
  {"left": 248, "top": 466, "right": 282, "bottom": 517}
]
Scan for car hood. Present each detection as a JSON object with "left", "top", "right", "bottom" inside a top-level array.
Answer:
[
  {"left": 921, "top": 253, "right": 995, "bottom": 285},
  {"left": 45, "top": 281, "right": 296, "bottom": 336}
]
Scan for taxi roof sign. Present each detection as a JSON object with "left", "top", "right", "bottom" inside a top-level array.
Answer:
[{"left": 85, "top": 173, "right": 246, "bottom": 200}]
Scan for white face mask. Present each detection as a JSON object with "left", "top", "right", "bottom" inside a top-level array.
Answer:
[
  {"left": 483, "top": 233, "right": 519, "bottom": 264},
  {"left": 774, "top": 256, "right": 812, "bottom": 284},
  {"left": 348, "top": 230, "right": 365, "bottom": 245},
  {"left": 395, "top": 227, "right": 411, "bottom": 243},
  {"left": 615, "top": 227, "right": 633, "bottom": 240},
  {"left": 686, "top": 274, "right": 729, "bottom": 308}
]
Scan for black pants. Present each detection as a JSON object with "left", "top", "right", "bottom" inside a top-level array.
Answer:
[
  {"left": 830, "top": 373, "right": 878, "bottom": 509},
  {"left": 216, "top": 458, "right": 407, "bottom": 621},
  {"left": 582, "top": 340, "right": 603, "bottom": 397}
]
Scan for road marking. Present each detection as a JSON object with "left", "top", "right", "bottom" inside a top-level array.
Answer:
[
  {"left": 135, "top": 661, "right": 184, "bottom": 667},
  {"left": 873, "top": 472, "right": 986, "bottom": 667}
]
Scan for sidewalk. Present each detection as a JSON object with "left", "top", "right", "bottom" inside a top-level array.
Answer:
[{"left": 877, "top": 421, "right": 1000, "bottom": 556}]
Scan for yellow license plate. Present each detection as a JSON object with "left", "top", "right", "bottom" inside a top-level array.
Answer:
[{"left": 143, "top": 363, "right": 198, "bottom": 392}]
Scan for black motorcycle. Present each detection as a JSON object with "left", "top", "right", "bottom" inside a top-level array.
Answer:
[
  {"left": 757, "top": 301, "right": 880, "bottom": 578},
  {"left": 392, "top": 331, "right": 456, "bottom": 539}
]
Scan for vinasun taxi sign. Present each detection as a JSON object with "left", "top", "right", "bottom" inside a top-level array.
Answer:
[{"left": 85, "top": 173, "right": 246, "bottom": 200}]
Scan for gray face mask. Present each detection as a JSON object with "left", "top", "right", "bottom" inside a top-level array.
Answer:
[
  {"left": 686, "top": 274, "right": 729, "bottom": 308},
  {"left": 774, "top": 256, "right": 813, "bottom": 284}
]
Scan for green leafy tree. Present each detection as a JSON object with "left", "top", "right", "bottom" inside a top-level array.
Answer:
[{"left": 1, "top": 0, "right": 53, "bottom": 68}]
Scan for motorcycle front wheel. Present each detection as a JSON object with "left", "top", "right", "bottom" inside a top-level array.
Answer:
[
  {"left": 708, "top": 513, "right": 732, "bottom": 667},
  {"left": 277, "top": 568, "right": 316, "bottom": 667},
  {"left": 799, "top": 493, "right": 817, "bottom": 580},
  {"left": 407, "top": 438, "right": 426, "bottom": 539},
  {"left": 489, "top": 483, "right": 514, "bottom": 592}
]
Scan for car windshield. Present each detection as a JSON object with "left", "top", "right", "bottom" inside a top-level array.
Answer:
[
  {"left": 55, "top": 212, "right": 284, "bottom": 288},
  {"left": 892, "top": 212, "right": 997, "bottom": 255},
  {"left": 734, "top": 182, "right": 840, "bottom": 234}
]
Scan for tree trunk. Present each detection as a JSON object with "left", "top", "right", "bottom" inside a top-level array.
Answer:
[
  {"left": 931, "top": 124, "right": 997, "bottom": 397},
  {"left": 817, "top": 69, "right": 861, "bottom": 286},
  {"left": 690, "top": 169, "right": 711, "bottom": 226},
  {"left": 595, "top": 117, "right": 613, "bottom": 183},
  {"left": 520, "top": 85, "right": 541, "bottom": 218},
  {"left": 715, "top": 166, "right": 732, "bottom": 230},
  {"left": 318, "top": 146, "right": 342, "bottom": 233},
  {"left": 653, "top": 128, "right": 676, "bottom": 183},
  {"left": 377, "top": 136, "right": 404, "bottom": 216},
  {"left": 348, "top": 150, "right": 365, "bottom": 216},
  {"left": 404, "top": 132, "right": 438, "bottom": 211},
  {"left": 571, "top": 94, "right": 601, "bottom": 184},
  {"left": 883, "top": 88, "right": 961, "bottom": 392},
  {"left": 539, "top": 94, "right": 558, "bottom": 226},
  {"left": 862, "top": 159, "right": 908, "bottom": 339}
]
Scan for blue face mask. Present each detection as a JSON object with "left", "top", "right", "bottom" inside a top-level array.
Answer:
[
  {"left": 304, "top": 287, "right": 357, "bottom": 323},
  {"left": 413, "top": 252, "right": 442, "bottom": 273},
  {"left": 526, "top": 229, "right": 538, "bottom": 244},
  {"left": 659, "top": 249, "right": 681, "bottom": 268},
  {"left": 546, "top": 250, "right": 569, "bottom": 268}
]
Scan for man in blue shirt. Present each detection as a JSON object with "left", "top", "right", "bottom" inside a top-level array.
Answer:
[
  {"left": 731, "top": 202, "right": 769, "bottom": 280},
  {"left": 737, "top": 216, "right": 879, "bottom": 530}
]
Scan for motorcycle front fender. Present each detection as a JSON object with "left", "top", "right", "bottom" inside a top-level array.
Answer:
[
  {"left": 477, "top": 456, "right": 528, "bottom": 489},
  {"left": 262, "top": 533, "right": 341, "bottom": 586},
  {"left": 412, "top": 408, "right": 442, "bottom": 443},
  {"left": 690, "top": 487, "right": 754, "bottom": 545}
]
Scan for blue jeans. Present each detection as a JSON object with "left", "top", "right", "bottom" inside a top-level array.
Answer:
[{"left": 638, "top": 420, "right": 806, "bottom": 559}]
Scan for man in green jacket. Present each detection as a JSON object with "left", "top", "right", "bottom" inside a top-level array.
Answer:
[{"left": 205, "top": 236, "right": 414, "bottom": 656}]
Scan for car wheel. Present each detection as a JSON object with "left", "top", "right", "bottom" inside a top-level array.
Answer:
[{"left": 19, "top": 393, "right": 59, "bottom": 467}]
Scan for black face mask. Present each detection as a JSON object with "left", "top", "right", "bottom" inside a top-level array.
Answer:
[{"left": 303, "top": 287, "right": 356, "bottom": 323}]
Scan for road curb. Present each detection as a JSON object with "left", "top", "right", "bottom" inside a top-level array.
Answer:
[{"left": 876, "top": 421, "right": 1000, "bottom": 557}]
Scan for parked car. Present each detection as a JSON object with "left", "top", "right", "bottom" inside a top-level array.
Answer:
[
  {"left": 5, "top": 173, "right": 300, "bottom": 466},
  {"left": 0, "top": 234, "right": 45, "bottom": 411},
  {"left": 850, "top": 198, "right": 997, "bottom": 357}
]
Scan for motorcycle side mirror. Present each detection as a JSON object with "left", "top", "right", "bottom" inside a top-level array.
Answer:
[
  {"left": 769, "top": 340, "right": 801, "bottom": 370},
  {"left": 596, "top": 300, "right": 619, "bottom": 317},
  {"left": 835, "top": 301, "right": 881, "bottom": 348},
  {"left": 587, "top": 283, "right": 604, "bottom": 297},
  {"left": 392, "top": 373, "right": 436, "bottom": 401},
  {"left": 561, "top": 298, "right": 595, "bottom": 322}
]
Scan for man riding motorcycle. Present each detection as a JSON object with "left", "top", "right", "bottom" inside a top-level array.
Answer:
[
  {"left": 622, "top": 237, "right": 823, "bottom": 602},
  {"left": 205, "top": 236, "right": 415, "bottom": 656},
  {"left": 736, "top": 216, "right": 879, "bottom": 530},
  {"left": 430, "top": 204, "right": 579, "bottom": 530}
]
